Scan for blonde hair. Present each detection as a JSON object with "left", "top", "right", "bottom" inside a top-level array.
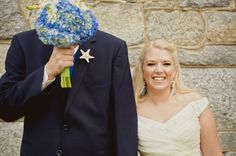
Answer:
[{"left": 132, "top": 40, "right": 191, "bottom": 103}]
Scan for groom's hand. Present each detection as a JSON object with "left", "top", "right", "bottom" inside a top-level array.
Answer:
[{"left": 45, "top": 46, "right": 74, "bottom": 80}]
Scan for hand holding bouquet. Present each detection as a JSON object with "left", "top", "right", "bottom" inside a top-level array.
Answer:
[{"left": 28, "top": 0, "right": 98, "bottom": 88}]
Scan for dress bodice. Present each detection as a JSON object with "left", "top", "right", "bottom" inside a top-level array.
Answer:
[{"left": 138, "top": 98, "right": 209, "bottom": 156}]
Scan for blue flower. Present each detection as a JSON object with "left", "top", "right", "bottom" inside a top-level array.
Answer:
[{"left": 35, "top": 0, "right": 98, "bottom": 47}]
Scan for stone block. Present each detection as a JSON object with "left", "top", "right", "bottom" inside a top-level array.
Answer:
[
  {"left": 92, "top": 3, "right": 144, "bottom": 45},
  {"left": 0, "top": 122, "right": 23, "bottom": 156},
  {"left": 96, "top": 0, "right": 122, "bottom": 2},
  {"left": 182, "top": 68, "right": 236, "bottom": 129},
  {"left": 224, "top": 152, "right": 236, "bottom": 156},
  {"left": 125, "top": 0, "right": 137, "bottom": 2},
  {"left": 128, "top": 46, "right": 142, "bottom": 68},
  {"left": 179, "top": 0, "right": 230, "bottom": 7},
  {"left": 0, "top": 0, "right": 30, "bottom": 39},
  {"left": 18, "top": 0, "right": 38, "bottom": 29},
  {"left": 218, "top": 132, "right": 236, "bottom": 151},
  {"left": 144, "top": 0, "right": 175, "bottom": 9},
  {"left": 178, "top": 46, "right": 236, "bottom": 66},
  {"left": 206, "top": 12, "right": 236, "bottom": 43},
  {"left": 128, "top": 45, "right": 236, "bottom": 67},
  {"left": 0, "top": 44, "right": 9, "bottom": 75},
  {"left": 147, "top": 11, "right": 205, "bottom": 47}
]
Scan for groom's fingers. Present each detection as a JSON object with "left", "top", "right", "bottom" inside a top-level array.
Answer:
[{"left": 45, "top": 47, "right": 75, "bottom": 79}]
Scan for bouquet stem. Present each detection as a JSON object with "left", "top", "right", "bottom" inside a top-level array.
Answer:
[{"left": 60, "top": 67, "right": 72, "bottom": 88}]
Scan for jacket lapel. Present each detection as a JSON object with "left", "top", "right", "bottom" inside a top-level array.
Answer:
[{"left": 65, "top": 36, "right": 96, "bottom": 114}]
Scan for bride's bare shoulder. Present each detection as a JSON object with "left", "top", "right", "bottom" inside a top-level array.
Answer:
[
  {"left": 185, "top": 92, "right": 202, "bottom": 100},
  {"left": 176, "top": 92, "right": 203, "bottom": 106}
]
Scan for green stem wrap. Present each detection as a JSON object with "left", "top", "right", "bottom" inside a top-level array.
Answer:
[{"left": 60, "top": 67, "right": 72, "bottom": 88}]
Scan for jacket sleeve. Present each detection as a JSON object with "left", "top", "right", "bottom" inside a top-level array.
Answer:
[
  {"left": 0, "top": 35, "right": 44, "bottom": 121},
  {"left": 112, "top": 41, "right": 138, "bottom": 156}
]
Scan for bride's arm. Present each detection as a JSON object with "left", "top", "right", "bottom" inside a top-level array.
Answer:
[{"left": 200, "top": 107, "right": 223, "bottom": 156}]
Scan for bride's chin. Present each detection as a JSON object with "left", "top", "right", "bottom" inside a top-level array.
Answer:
[{"left": 150, "top": 86, "right": 170, "bottom": 93}]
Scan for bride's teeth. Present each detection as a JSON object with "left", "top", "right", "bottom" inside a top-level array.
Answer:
[{"left": 154, "top": 77, "right": 164, "bottom": 80}]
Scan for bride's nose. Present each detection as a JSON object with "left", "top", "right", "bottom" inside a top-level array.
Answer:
[{"left": 154, "top": 63, "right": 163, "bottom": 74}]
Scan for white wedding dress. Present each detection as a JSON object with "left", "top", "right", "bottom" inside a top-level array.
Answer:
[{"left": 138, "top": 98, "right": 209, "bottom": 156}]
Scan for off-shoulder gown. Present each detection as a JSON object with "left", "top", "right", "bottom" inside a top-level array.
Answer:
[{"left": 138, "top": 98, "right": 209, "bottom": 156}]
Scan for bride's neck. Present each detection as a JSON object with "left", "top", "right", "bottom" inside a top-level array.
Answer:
[{"left": 146, "top": 89, "right": 172, "bottom": 105}]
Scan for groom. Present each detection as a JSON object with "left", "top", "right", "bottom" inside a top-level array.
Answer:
[{"left": 0, "top": 29, "right": 137, "bottom": 156}]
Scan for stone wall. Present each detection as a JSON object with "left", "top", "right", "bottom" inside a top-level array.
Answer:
[{"left": 0, "top": 0, "right": 235, "bottom": 155}]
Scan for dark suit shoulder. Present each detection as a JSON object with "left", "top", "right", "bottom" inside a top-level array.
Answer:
[
  {"left": 96, "top": 30, "right": 125, "bottom": 45},
  {"left": 13, "top": 29, "right": 43, "bottom": 47},
  {"left": 94, "top": 30, "right": 128, "bottom": 60},
  {"left": 14, "top": 29, "right": 37, "bottom": 39}
]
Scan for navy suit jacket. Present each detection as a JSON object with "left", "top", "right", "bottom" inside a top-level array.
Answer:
[{"left": 0, "top": 30, "right": 137, "bottom": 156}]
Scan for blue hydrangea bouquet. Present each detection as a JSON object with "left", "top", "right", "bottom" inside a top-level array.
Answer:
[{"left": 27, "top": 0, "right": 98, "bottom": 88}]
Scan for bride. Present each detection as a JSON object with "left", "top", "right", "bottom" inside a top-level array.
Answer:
[{"left": 132, "top": 40, "right": 222, "bottom": 156}]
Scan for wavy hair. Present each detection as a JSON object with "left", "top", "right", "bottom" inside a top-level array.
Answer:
[{"left": 132, "top": 40, "right": 191, "bottom": 103}]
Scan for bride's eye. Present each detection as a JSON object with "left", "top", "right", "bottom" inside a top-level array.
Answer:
[
  {"left": 147, "top": 63, "right": 155, "bottom": 66},
  {"left": 163, "top": 63, "right": 171, "bottom": 66}
]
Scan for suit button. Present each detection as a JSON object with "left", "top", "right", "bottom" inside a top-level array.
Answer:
[
  {"left": 56, "top": 149, "right": 63, "bottom": 156},
  {"left": 63, "top": 124, "right": 69, "bottom": 130}
]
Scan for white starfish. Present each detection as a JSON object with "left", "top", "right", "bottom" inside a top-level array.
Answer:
[{"left": 79, "top": 49, "right": 94, "bottom": 63}]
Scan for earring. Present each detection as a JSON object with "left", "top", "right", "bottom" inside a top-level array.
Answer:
[
  {"left": 141, "top": 84, "right": 147, "bottom": 97},
  {"left": 171, "top": 80, "right": 176, "bottom": 96}
]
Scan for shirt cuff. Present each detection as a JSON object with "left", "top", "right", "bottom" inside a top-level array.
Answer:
[{"left": 42, "top": 66, "right": 55, "bottom": 91}]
